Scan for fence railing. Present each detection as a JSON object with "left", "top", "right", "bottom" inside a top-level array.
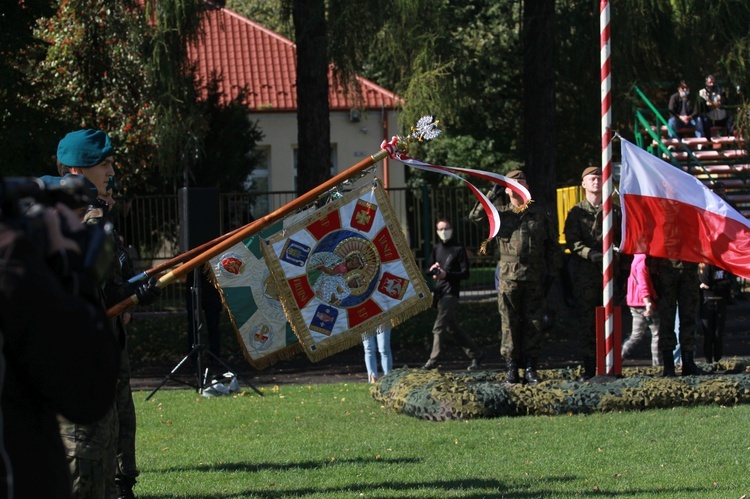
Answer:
[
  {"left": 113, "top": 185, "right": 513, "bottom": 311},
  {"left": 117, "top": 182, "right": 589, "bottom": 312}
]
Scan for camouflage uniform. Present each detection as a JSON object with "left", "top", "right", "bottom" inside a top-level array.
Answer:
[
  {"left": 59, "top": 205, "right": 139, "bottom": 498},
  {"left": 490, "top": 203, "right": 563, "bottom": 366},
  {"left": 650, "top": 258, "right": 699, "bottom": 352},
  {"left": 563, "top": 199, "right": 623, "bottom": 364}
]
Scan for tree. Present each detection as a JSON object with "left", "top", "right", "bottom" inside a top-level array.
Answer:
[
  {"left": 0, "top": 0, "right": 66, "bottom": 174},
  {"left": 523, "top": 0, "right": 556, "bottom": 214},
  {"left": 192, "top": 76, "right": 265, "bottom": 191},
  {"left": 287, "top": 0, "right": 332, "bottom": 196},
  {"left": 29, "top": 0, "right": 159, "bottom": 191},
  {"left": 25, "top": 0, "right": 263, "bottom": 195}
]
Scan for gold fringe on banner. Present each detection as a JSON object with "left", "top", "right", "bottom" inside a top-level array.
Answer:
[{"left": 262, "top": 179, "right": 432, "bottom": 363}]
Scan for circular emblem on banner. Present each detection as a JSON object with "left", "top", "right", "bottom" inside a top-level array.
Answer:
[
  {"left": 306, "top": 230, "right": 380, "bottom": 307},
  {"left": 218, "top": 252, "right": 245, "bottom": 277}
]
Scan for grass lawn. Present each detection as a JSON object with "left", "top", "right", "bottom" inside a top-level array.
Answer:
[{"left": 134, "top": 383, "right": 750, "bottom": 498}]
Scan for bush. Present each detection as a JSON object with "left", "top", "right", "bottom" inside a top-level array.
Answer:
[{"left": 372, "top": 359, "right": 750, "bottom": 420}]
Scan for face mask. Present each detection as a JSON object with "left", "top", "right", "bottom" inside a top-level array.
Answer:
[
  {"left": 679, "top": 90, "right": 689, "bottom": 98},
  {"left": 437, "top": 229, "right": 453, "bottom": 242}
]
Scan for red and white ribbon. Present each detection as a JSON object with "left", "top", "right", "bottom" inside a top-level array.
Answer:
[{"left": 380, "top": 137, "right": 531, "bottom": 238}]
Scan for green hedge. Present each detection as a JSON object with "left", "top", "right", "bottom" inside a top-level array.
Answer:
[{"left": 371, "top": 359, "right": 750, "bottom": 420}]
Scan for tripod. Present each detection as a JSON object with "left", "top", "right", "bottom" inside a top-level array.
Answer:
[{"left": 146, "top": 269, "right": 263, "bottom": 400}]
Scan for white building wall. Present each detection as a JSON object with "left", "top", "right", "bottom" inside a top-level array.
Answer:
[
  {"left": 251, "top": 109, "right": 405, "bottom": 193},
  {"left": 250, "top": 108, "right": 409, "bottom": 240}
]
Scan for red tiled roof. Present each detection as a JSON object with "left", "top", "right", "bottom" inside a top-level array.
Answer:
[{"left": 189, "top": 5, "right": 402, "bottom": 111}]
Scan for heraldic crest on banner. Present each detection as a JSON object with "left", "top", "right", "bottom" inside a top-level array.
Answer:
[
  {"left": 208, "top": 212, "right": 309, "bottom": 370},
  {"left": 262, "top": 179, "right": 431, "bottom": 362}
]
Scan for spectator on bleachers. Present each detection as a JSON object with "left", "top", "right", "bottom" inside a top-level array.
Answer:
[
  {"left": 697, "top": 75, "right": 731, "bottom": 136},
  {"left": 667, "top": 80, "right": 701, "bottom": 138}
]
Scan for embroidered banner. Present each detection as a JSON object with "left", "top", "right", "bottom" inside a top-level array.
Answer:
[
  {"left": 208, "top": 212, "right": 309, "bottom": 370},
  {"left": 262, "top": 180, "right": 431, "bottom": 362}
]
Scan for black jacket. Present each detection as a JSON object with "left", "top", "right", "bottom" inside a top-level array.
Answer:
[
  {"left": 429, "top": 238, "right": 470, "bottom": 298},
  {"left": 0, "top": 232, "right": 119, "bottom": 499}
]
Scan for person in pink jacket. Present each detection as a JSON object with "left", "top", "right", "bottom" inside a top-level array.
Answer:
[{"left": 622, "top": 254, "right": 661, "bottom": 366}]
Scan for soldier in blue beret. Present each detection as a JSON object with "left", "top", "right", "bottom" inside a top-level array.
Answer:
[
  {"left": 56, "top": 129, "right": 115, "bottom": 207},
  {"left": 55, "top": 129, "right": 153, "bottom": 499}
]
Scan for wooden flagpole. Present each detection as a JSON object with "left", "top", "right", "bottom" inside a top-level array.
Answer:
[
  {"left": 108, "top": 116, "right": 442, "bottom": 318},
  {"left": 107, "top": 148, "right": 389, "bottom": 317},
  {"left": 127, "top": 226, "right": 244, "bottom": 283}
]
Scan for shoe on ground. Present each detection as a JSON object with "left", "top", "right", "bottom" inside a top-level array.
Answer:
[
  {"left": 504, "top": 370, "right": 521, "bottom": 385},
  {"left": 421, "top": 360, "right": 437, "bottom": 370},
  {"left": 467, "top": 351, "right": 485, "bottom": 371},
  {"left": 524, "top": 369, "right": 540, "bottom": 385}
]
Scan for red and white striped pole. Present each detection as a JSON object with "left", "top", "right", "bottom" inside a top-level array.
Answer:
[{"left": 599, "top": 0, "right": 617, "bottom": 375}]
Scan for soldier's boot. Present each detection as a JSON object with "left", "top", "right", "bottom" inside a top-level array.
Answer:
[
  {"left": 504, "top": 359, "right": 521, "bottom": 384},
  {"left": 116, "top": 476, "right": 136, "bottom": 499},
  {"left": 681, "top": 351, "right": 706, "bottom": 376},
  {"left": 524, "top": 357, "right": 540, "bottom": 386},
  {"left": 661, "top": 350, "right": 676, "bottom": 377},
  {"left": 576, "top": 357, "right": 596, "bottom": 382}
]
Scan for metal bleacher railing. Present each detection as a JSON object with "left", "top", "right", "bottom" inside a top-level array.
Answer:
[{"left": 633, "top": 84, "right": 750, "bottom": 216}]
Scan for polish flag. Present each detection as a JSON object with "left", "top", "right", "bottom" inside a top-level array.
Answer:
[{"left": 619, "top": 138, "right": 750, "bottom": 279}]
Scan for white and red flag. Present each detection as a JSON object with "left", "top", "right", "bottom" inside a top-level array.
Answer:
[{"left": 619, "top": 138, "right": 750, "bottom": 279}]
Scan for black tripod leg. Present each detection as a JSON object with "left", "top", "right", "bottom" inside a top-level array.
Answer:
[
  {"left": 204, "top": 350, "right": 264, "bottom": 396},
  {"left": 145, "top": 346, "right": 202, "bottom": 401}
]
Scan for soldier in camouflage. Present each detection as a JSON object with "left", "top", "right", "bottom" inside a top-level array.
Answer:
[
  {"left": 563, "top": 166, "right": 624, "bottom": 381},
  {"left": 650, "top": 258, "right": 704, "bottom": 376},
  {"left": 55, "top": 130, "right": 159, "bottom": 498},
  {"left": 470, "top": 170, "right": 562, "bottom": 384}
]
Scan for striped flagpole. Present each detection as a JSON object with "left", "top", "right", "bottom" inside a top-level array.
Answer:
[{"left": 600, "top": 0, "right": 615, "bottom": 374}]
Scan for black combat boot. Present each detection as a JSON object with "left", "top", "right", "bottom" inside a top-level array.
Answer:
[
  {"left": 661, "top": 350, "right": 676, "bottom": 377},
  {"left": 524, "top": 357, "right": 540, "bottom": 385},
  {"left": 504, "top": 359, "right": 521, "bottom": 384},
  {"left": 576, "top": 357, "right": 596, "bottom": 382},
  {"left": 681, "top": 351, "right": 705, "bottom": 376},
  {"left": 116, "top": 476, "right": 136, "bottom": 499}
]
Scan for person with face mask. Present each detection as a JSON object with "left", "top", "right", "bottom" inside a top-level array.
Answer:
[
  {"left": 421, "top": 219, "right": 483, "bottom": 371},
  {"left": 697, "top": 75, "right": 730, "bottom": 136},
  {"left": 667, "top": 80, "right": 702, "bottom": 139}
]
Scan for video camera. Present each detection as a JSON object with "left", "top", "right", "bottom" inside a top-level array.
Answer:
[{"left": 0, "top": 175, "right": 113, "bottom": 282}]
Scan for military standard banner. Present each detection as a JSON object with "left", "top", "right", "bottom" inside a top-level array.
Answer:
[
  {"left": 209, "top": 213, "right": 309, "bottom": 370},
  {"left": 262, "top": 179, "right": 431, "bottom": 362}
]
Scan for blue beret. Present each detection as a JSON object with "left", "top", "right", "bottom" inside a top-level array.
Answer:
[{"left": 57, "top": 129, "right": 114, "bottom": 168}]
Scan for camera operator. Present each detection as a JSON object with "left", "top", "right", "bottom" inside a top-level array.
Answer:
[
  {"left": 55, "top": 129, "right": 159, "bottom": 499},
  {"left": 0, "top": 198, "right": 120, "bottom": 499}
]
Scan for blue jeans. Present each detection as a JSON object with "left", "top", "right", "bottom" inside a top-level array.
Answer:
[
  {"left": 363, "top": 329, "right": 392, "bottom": 379},
  {"left": 667, "top": 116, "right": 702, "bottom": 138}
]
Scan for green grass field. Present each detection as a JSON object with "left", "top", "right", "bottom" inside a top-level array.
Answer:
[{"left": 134, "top": 383, "right": 750, "bottom": 498}]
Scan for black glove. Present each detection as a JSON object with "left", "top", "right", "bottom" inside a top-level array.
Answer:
[
  {"left": 133, "top": 277, "right": 161, "bottom": 306},
  {"left": 588, "top": 251, "right": 603, "bottom": 264}
]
